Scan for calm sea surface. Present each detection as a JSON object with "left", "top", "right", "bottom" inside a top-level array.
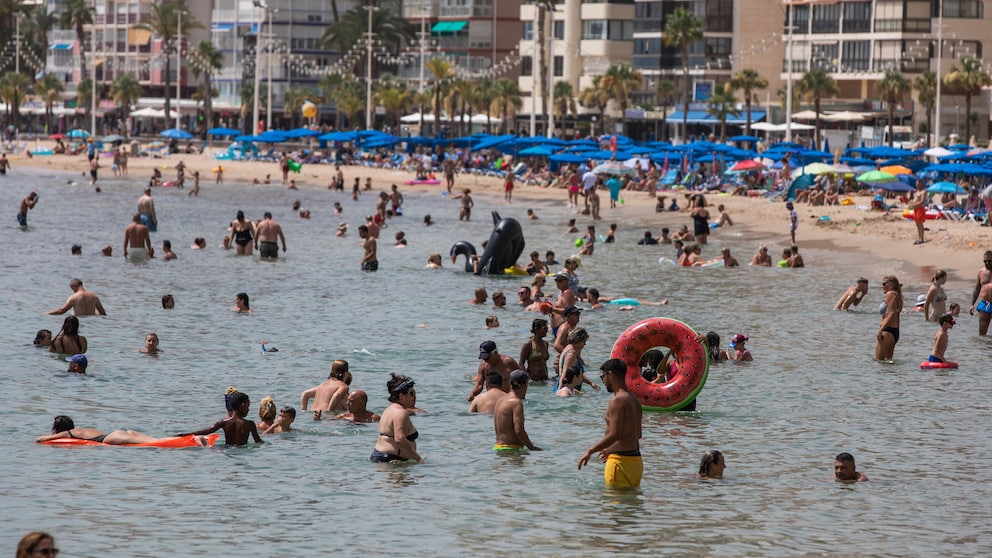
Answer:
[{"left": 2, "top": 168, "right": 990, "bottom": 557}]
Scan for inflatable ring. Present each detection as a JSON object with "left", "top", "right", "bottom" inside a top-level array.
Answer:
[
  {"left": 920, "top": 361, "right": 958, "bottom": 369},
  {"left": 609, "top": 318, "right": 708, "bottom": 411},
  {"left": 503, "top": 266, "right": 529, "bottom": 276}
]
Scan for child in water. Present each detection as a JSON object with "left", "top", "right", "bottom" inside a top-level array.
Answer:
[
  {"left": 929, "top": 314, "right": 955, "bottom": 364},
  {"left": 179, "top": 391, "right": 263, "bottom": 446}
]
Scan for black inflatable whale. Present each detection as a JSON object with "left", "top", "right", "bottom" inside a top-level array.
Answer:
[{"left": 450, "top": 211, "right": 525, "bottom": 275}]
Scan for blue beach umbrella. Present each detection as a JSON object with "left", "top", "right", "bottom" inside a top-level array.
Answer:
[
  {"left": 208, "top": 127, "right": 242, "bottom": 136},
  {"left": 927, "top": 181, "right": 967, "bottom": 194},
  {"left": 161, "top": 128, "right": 194, "bottom": 140},
  {"left": 67, "top": 129, "right": 90, "bottom": 138}
]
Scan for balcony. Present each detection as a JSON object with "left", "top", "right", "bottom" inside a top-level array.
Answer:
[
  {"left": 633, "top": 20, "right": 663, "bottom": 34},
  {"left": 874, "top": 18, "right": 930, "bottom": 32}
]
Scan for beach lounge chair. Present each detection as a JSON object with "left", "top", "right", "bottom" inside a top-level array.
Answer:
[{"left": 658, "top": 169, "right": 679, "bottom": 187}]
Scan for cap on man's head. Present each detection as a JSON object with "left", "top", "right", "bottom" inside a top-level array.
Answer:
[
  {"left": 66, "top": 354, "right": 88, "bottom": 368},
  {"left": 914, "top": 294, "right": 927, "bottom": 307},
  {"left": 509, "top": 369, "right": 530, "bottom": 385},
  {"left": 479, "top": 340, "right": 497, "bottom": 360},
  {"left": 564, "top": 305, "right": 582, "bottom": 316},
  {"left": 554, "top": 272, "right": 569, "bottom": 281},
  {"left": 644, "top": 231, "right": 652, "bottom": 237}
]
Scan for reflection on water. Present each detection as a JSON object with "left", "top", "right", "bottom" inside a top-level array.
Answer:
[{"left": 2, "top": 171, "right": 991, "bottom": 555}]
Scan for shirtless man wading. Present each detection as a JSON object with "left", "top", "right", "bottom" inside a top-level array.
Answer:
[
  {"left": 970, "top": 250, "right": 992, "bottom": 335},
  {"left": 255, "top": 211, "right": 287, "bottom": 258},
  {"left": 47, "top": 278, "right": 107, "bottom": 316},
  {"left": 124, "top": 213, "right": 154, "bottom": 261},
  {"left": 467, "top": 341, "right": 520, "bottom": 401},
  {"left": 300, "top": 360, "right": 353, "bottom": 419},
  {"left": 137, "top": 187, "right": 158, "bottom": 231}
]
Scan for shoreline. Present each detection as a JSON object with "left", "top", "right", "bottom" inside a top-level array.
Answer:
[{"left": 11, "top": 143, "right": 990, "bottom": 290}]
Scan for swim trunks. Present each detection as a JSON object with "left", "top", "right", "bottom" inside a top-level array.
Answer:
[
  {"left": 127, "top": 247, "right": 149, "bottom": 262},
  {"left": 139, "top": 214, "right": 157, "bottom": 232},
  {"left": 913, "top": 206, "right": 926, "bottom": 224},
  {"left": 604, "top": 451, "right": 643, "bottom": 489},
  {"left": 977, "top": 300, "right": 992, "bottom": 314},
  {"left": 882, "top": 326, "right": 900, "bottom": 344},
  {"left": 362, "top": 259, "right": 379, "bottom": 272},
  {"left": 369, "top": 449, "right": 405, "bottom": 463},
  {"left": 259, "top": 241, "right": 279, "bottom": 258},
  {"left": 17, "top": 212, "right": 26, "bottom": 226},
  {"left": 928, "top": 354, "right": 945, "bottom": 363},
  {"left": 494, "top": 444, "right": 525, "bottom": 453}
]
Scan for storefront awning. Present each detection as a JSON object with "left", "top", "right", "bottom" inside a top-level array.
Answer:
[
  {"left": 431, "top": 21, "right": 468, "bottom": 33},
  {"left": 128, "top": 28, "right": 152, "bottom": 45},
  {"left": 49, "top": 43, "right": 73, "bottom": 50},
  {"left": 212, "top": 23, "right": 234, "bottom": 32}
]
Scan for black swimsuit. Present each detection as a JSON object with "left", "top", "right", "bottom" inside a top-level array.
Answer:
[
  {"left": 69, "top": 430, "right": 106, "bottom": 443},
  {"left": 233, "top": 225, "right": 252, "bottom": 247}
]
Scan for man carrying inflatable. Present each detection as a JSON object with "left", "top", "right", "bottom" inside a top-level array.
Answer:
[{"left": 578, "top": 358, "right": 643, "bottom": 489}]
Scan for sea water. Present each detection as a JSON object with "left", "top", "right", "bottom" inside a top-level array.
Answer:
[{"left": 2, "top": 170, "right": 991, "bottom": 556}]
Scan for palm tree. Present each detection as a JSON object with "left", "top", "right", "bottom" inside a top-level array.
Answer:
[
  {"left": 492, "top": 78, "right": 522, "bottom": 134},
  {"left": 335, "top": 78, "right": 366, "bottom": 127},
  {"left": 425, "top": 56, "right": 455, "bottom": 131},
  {"left": 727, "top": 69, "right": 768, "bottom": 137},
  {"left": 321, "top": 0, "right": 414, "bottom": 77},
  {"left": 705, "top": 84, "right": 739, "bottom": 142},
  {"left": 579, "top": 75, "right": 610, "bottom": 135},
  {"left": 474, "top": 78, "right": 497, "bottom": 133},
  {"left": 533, "top": 0, "right": 556, "bottom": 134},
  {"left": 655, "top": 79, "right": 677, "bottom": 141},
  {"left": 328, "top": 0, "right": 339, "bottom": 23},
  {"left": 109, "top": 74, "right": 142, "bottom": 125},
  {"left": 875, "top": 70, "right": 911, "bottom": 147},
  {"left": 34, "top": 73, "right": 65, "bottom": 133},
  {"left": 943, "top": 56, "right": 992, "bottom": 143},
  {"left": 553, "top": 80, "right": 577, "bottom": 133},
  {"left": 663, "top": 7, "right": 702, "bottom": 144},
  {"left": 59, "top": 0, "right": 94, "bottom": 82},
  {"left": 448, "top": 78, "right": 475, "bottom": 136},
  {"left": 914, "top": 71, "right": 937, "bottom": 147},
  {"left": 134, "top": 1, "right": 203, "bottom": 127},
  {"left": 190, "top": 41, "right": 223, "bottom": 131},
  {"left": 796, "top": 68, "right": 838, "bottom": 149},
  {"left": 414, "top": 88, "right": 433, "bottom": 132},
  {"left": 282, "top": 86, "right": 315, "bottom": 129},
  {"left": 20, "top": 3, "right": 58, "bottom": 73},
  {"left": 376, "top": 80, "right": 413, "bottom": 128},
  {"left": 318, "top": 73, "right": 345, "bottom": 129},
  {"left": 601, "top": 63, "right": 643, "bottom": 136},
  {"left": 0, "top": 71, "right": 28, "bottom": 127},
  {"left": 76, "top": 77, "right": 93, "bottom": 127}
]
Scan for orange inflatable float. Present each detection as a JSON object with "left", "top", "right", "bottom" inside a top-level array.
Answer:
[
  {"left": 609, "top": 318, "right": 708, "bottom": 411},
  {"left": 41, "top": 434, "right": 220, "bottom": 448}
]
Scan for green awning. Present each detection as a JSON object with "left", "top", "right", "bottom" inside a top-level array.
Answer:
[{"left": 431, "top": 21, "right": 468, "bottom": 34}]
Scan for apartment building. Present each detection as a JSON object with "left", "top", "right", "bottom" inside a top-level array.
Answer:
[{"left": 782, "top": 0, "right": 991, "bottom": 140}]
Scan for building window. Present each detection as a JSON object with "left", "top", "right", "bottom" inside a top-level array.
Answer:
[
  {"left": 841, "top": 40, "right": 869, "bottom": 71},
  {"left": 554, "top": 21, "right": 564, "bottom": 40},
  {"left": 634, "top": 38, "right": 662, "bottom": 55},
  {"left": 523, "top": 21, "right": 533, "bottom": 41},
  {"left": 705, "top": 0, "right": 732, "bottom": 33},
  {"left": 582, "top": 20, "right": 631, "bottom": 41},
  {"left": 842, "top": 2, "right": 871, "bottom": 33},
  {"left": 521, "top": 55, "right": 532, "bottom": 76},
  {"left": 811, "top": 43, "right": 839, "bottom": 71},
  {"left": 789, "top": 5, "right": 809, "bottom": 34},
  {"left": 554, "top": 56, "right": 563, "bottom": 77},
  {"left": 811, "top": 3, "right": 841, "bottom": 33},
  {"left": 942, "top": 0, "right": 983, "bottom": 18}
]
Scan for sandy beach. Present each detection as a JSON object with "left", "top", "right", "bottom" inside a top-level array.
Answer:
[{"left": 13, "top": 140, "right": 991, "bottom": 287}]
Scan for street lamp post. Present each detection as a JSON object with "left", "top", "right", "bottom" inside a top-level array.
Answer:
[
  {"left": 365, "top": 0, "right": 374, "bottom": 130},
  {"left": 934, "top": 0, "right": 944, "bottom": 147},
  {"left": 251, "top": 0, "right": 266, "bottom": 134},
  {"left": 784, "top": 2, "right": 794, "bottom": 143},
  {"left": 176, "top": 9, "right": 182, "bottom": 129},
  {"left": 266, "top": 7, "right": 273, "bottom": 129},
  {"left": 91, "top": 0, "right": 97, "bottom": 138}
]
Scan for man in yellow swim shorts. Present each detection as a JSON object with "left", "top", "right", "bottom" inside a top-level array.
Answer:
[
  {"left": 493, "top": 370, "right": 542, "bottom": 453},
  {"left": 578, "top": 358, "right": 643, "bottom": 488}
]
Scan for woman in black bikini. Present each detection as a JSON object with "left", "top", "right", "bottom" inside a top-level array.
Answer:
[
  {"left": 230, "top": 210, "right": 254, "bottom": 256},
  {"left": 876, "top": 275, "right": 904, "bottom": 361},
  {"left": 371, "top": 374, "right": 425, "bottom": 464},
  {"left": 50, "top": 316, "right": 86, "bottom": 355},
  {"left": 35, "top": 415, "right": 161, "bottom": 445}
]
